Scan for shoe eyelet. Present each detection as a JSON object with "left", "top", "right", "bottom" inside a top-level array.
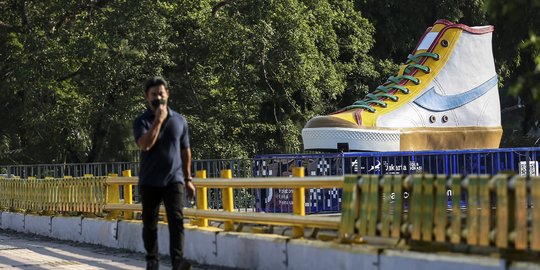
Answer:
[
  {"left": 429, "top": 115, "right": 436, "bottom": 123},
  {"left": 441, "top": 39, "right": 449, "bottom": 47},
  {"left": 403, "top": 88, "right": 410, "bottom": 94},
  {"left": 425, "top": 67, "right": 431, "bottom": 73},
  {"left": 442, "top": 115, "right": 449, "bottom": 123},
  {"left": 392, "top": 96, "right": 399, "bottom": 102},
  {"left": 434, "top": 54, "right": 440, "bottom": 60},
  {"left": 381, "top": 103, "right": 388, "bottom": 108},
  {"left": 370, "top": 108, "right": 376, "bottom": 113},
  {"left": 415, "top": 79, "right": 421, "bottom": 85}
]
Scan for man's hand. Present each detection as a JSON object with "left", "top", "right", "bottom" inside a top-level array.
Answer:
[
  {"left": 186, "top": 180, "right": 196, "bottom": 199},
  {"left": 154, "top": 102, "right": 168, "bottom": 124},
  {"left": 136, "top": 102, "right": 168, "bottom": 151}
]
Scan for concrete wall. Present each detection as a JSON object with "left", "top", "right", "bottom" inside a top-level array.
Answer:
[
  {"left": 1, "top": 211, "right": 539, "bottom": 270},
  {"left": 51, "top": 216, "right": 83, "bottom": 242}
]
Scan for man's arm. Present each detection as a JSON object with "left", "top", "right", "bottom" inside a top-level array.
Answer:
[
  {"left": 136, "top": 119, "right": 164, "bottom": 151},
  {"left": 181, "top": 148, "right": 192, "bottom": 178},
  {"left": 136, "top": 105, "right": 168, "bottom": 151},
  {"left": 181, "top": 148, "right": 195, "bottom": 198}
]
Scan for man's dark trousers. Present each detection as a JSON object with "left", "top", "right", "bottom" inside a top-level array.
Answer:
[{"left": 140, "top": 183, "right": 187, "bottom": 269}]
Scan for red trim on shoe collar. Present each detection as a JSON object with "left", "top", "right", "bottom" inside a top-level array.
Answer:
[
  {"left": 434, "top": 19, "right": 453, "bottom": 26},
  {"left": 434, "top": 19, "right": 494, "bottom": 34}
]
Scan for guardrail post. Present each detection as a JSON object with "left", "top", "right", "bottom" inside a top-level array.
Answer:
[
  {"left": 63, "top": 175, "right": 76, "bottom": 212},
  {"left": 292, "top": 167, "right": 305, "bottom": 238},
  {"left": 194, "top": 170, "right": 208, "bottom": 227},
  {"left": 339, "top": 175, "right": 359, "bottom": 242},
  {"left": 531, "top": 176, "right": 540, "bottom": 251},
  {"left": 106, "top": 173, "right": 121, "bottom": 220},
  {"left": 221, "top": 169, "right": 234, "bottom": 231},
  {"left": 0, "top": 177, "right": 6, "bottom": 210},
  {"left": 513, "top": 176, "right": 528, "bottom": 250},
  {"left": 122, "top": 170, "right": 134, "bottom": 219}
]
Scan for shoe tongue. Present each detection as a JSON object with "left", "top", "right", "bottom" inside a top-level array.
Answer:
[
  {"left": 414, "top": 21, "right": 449, "bottom": 52},
  {"left": 395, "top": 21, "right": 448, "bottom": 76},
  {"left": 371, "top": 21, "right": 451, "bottom": 95}
]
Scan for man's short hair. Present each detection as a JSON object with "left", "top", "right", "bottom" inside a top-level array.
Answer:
[{"left": 145, "top": 76, "right": 169, "bottom": 95}]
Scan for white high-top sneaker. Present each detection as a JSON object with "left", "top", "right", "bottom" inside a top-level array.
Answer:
[{"left": 302, "top": 19, "right": 502, "bottom": 151}]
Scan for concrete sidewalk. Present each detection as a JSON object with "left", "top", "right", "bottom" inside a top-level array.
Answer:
[{"left": 0, "top": 229, "right": 207, "bottom": 270}]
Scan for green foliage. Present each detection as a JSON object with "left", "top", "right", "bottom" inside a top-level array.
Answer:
[
  {"left": 165, "top": 0, "right": 377, "bottom": 158},
  {"left": 0, "top": 0, "right": 539, "bottom": 164},
  {"left": 357, "top": 0, "right": 487, "bottom": 61},
  {"left": 0, "top": 0, "right": 175, "bottom": 163},
  {"left": 485, "top": 0, "right": 540, "bottom": 145},
  {"left": 1, "top": 0, "right": 379, "bottom": 162},
  {"left": 510, "top": 34, "right": 540, "bottom": 100}
]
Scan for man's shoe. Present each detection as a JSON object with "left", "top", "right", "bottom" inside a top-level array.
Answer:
[
  {"left": 172, "top": 260, "right": 192, "bottom": 270},
  {"left": 302, "top": 19, "right": 502, "bottom": 151},
  {"left": 146, "top": 260, "right": 159, "bottom": 270}
]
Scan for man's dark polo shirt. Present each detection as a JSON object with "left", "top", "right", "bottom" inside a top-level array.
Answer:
[{"left": 133, "top": 108, "right": 190, "bottom": 187}]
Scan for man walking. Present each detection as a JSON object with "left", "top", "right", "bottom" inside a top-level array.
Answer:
[{"left": 133, "top": 76, "right": 195, "bottom": 270}]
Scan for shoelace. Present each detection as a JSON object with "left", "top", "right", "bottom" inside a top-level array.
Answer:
[{"left": 344, "top": 52, "right": 439, "bottom": 112}]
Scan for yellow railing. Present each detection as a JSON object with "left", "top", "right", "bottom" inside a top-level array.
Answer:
[
  {"left": 103, "top": 167, "right": 343, "bottom": 232},
  {"left": 0, "top": 175, "right": 107, "bottom": 213},
  {"left": 339, "top": 174, "right": 540, "bottom": 252},
  {"left": 2, "top": 172, "right": 540, "bottom": 253}
]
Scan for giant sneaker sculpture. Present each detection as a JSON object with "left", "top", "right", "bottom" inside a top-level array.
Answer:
[{"left": 302, "top": 20, "right": 502, "bottom": 151}]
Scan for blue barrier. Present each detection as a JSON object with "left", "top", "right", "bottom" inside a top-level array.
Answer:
[
  {"left": 254, "top": 147, "right": 540, "bottom": 213},
  {"left": 4, "top": 148, "right": 538, "bottom": 214}
]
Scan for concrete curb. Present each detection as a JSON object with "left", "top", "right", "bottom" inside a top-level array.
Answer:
[
  {"left": 81, "top": 218, "right": 119, "bottom": 248},
  {"left": 24, "top": 215, "right": 52, "bottom": 237},
  {"left": 379, "top": 249, "right": 505, "bottom": 270},
  {"left": 51, "top": 215, "right": 83, "bottom": 242},
  {"left": 509, "top": 262, "right": 540, "bottom": 270},
  {"left": 287, "top": 238, "right": 379, "bottom": 270},
  {"left": 1, "top": 211, "right": 538, "bottom": 270},
  {"left": 215, "top": 232, "right": 287, "bottom": 270},
  {"left": 184, "top": 226, "right": 220, "bottom": 266},
  {"left": 117, "top": 220, "right": 145, "bottom": 253},
  {"left": 0, "top": 212, "right": 24, "bottom": 232}
]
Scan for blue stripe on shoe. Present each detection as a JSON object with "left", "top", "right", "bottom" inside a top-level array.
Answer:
[{"left": 413, "top": 75, "right": 498, "bottom": 112}]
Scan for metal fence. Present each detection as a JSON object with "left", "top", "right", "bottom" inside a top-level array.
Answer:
[
  {"left": 0, "top": 162, "right": 140, "bottom": 179},
  {"left": 249, "top": 147, "right": 540, "bottom": 213},
  {"left": 2, "top": 147, "right": 540, "bottom": 214}
]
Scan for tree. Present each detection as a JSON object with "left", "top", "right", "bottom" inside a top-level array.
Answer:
[
  {"left": 486, "top": 0, "right": 540, "bottom": 146},
  {"left": 3, "top": 0, "right": 537, "bottom": 164},
  {"left": 0, "top": 0, "right": 176, "bottom": 163},
  {"left": 165, "top": 0, "right": 378, "bottom": 158}
]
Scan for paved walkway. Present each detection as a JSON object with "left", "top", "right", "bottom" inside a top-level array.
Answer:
[{"left": 0, "top": 230, "right": 211, "bottom": 270}]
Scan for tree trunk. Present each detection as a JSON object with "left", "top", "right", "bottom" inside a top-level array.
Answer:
[{"left": 86, "top": 117, "right": 110, "bottom": 163}]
